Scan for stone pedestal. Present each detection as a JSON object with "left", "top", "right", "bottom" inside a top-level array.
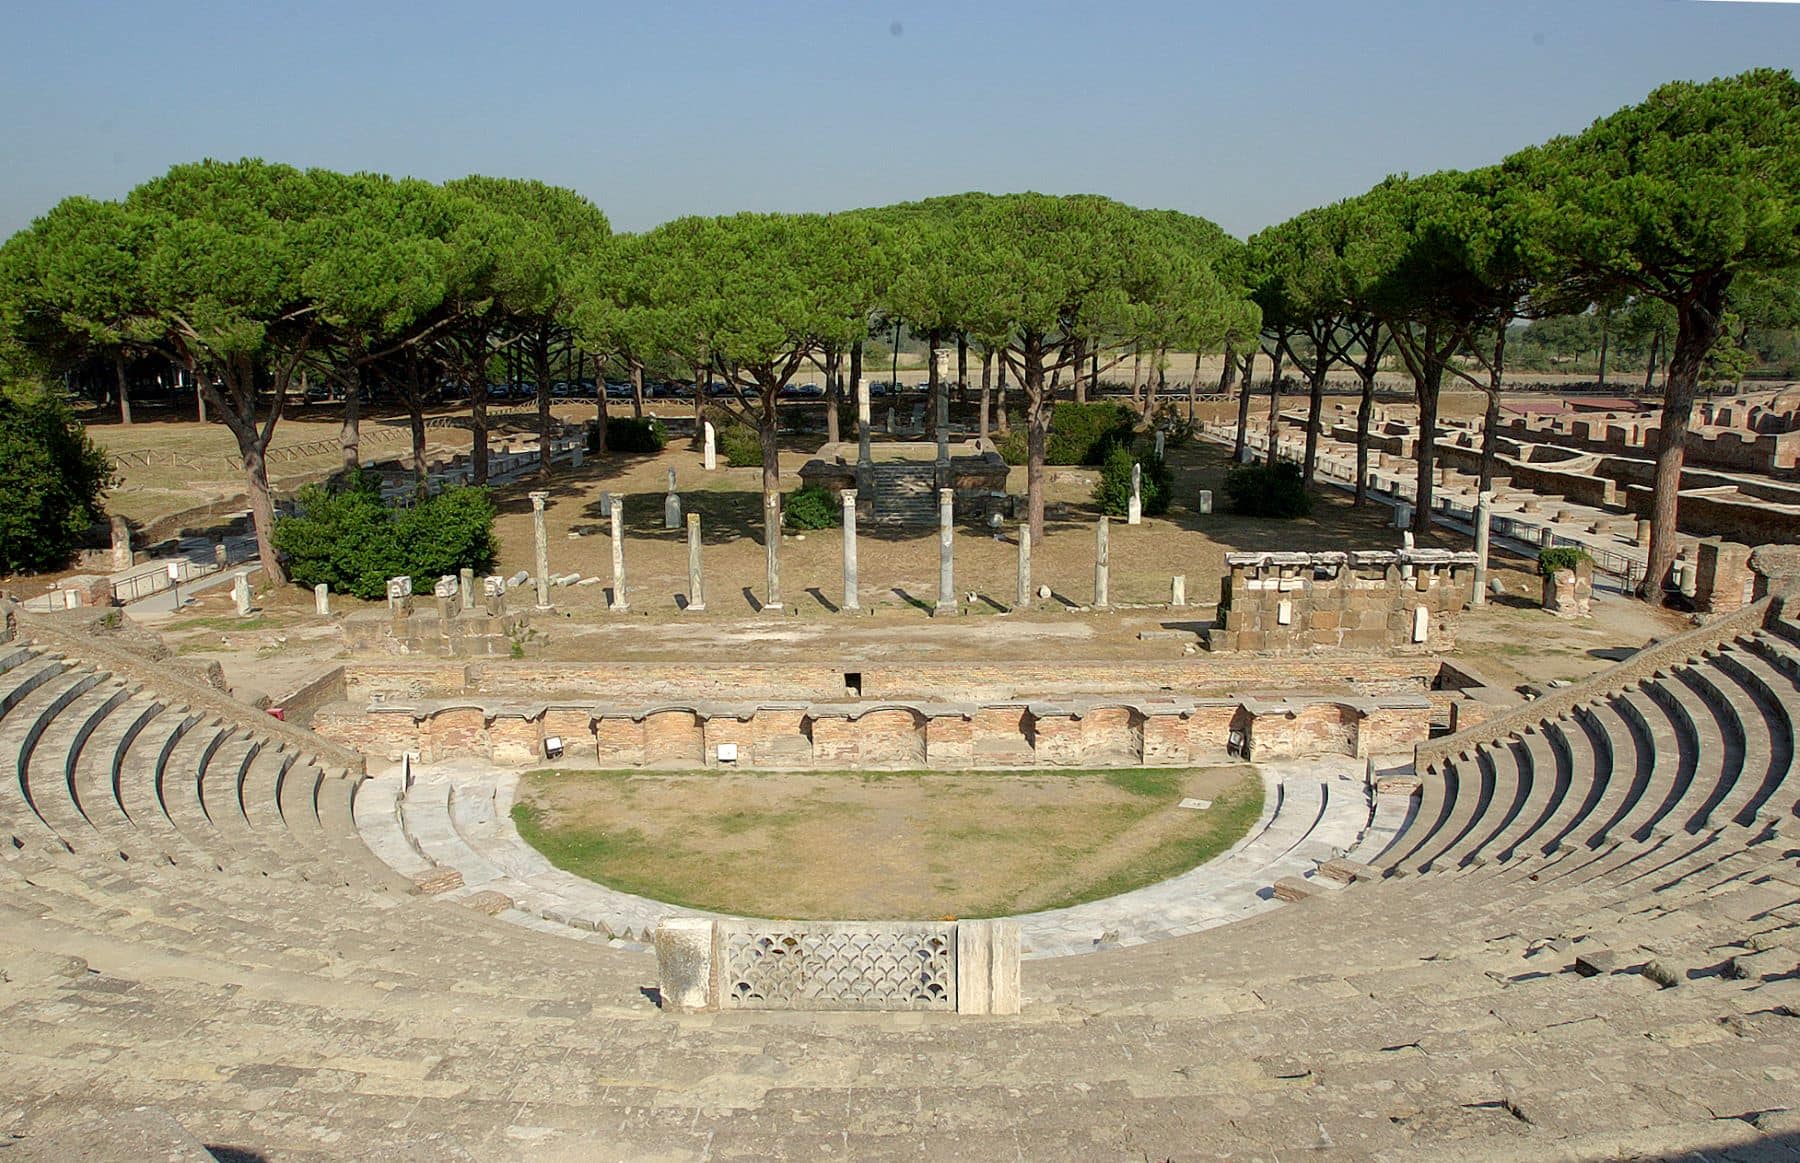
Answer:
[
  {"left": 702, "top": 422, "right": 717, "bottom": 470},
  {"left": 1127, "top": 462, "right": 1142, "bottom": 525},
  {"left": 231, "top": 570, "right": 252, "bottom": 616},
  {"left": 1171, "top": 575, "right": 1186, "bottom": 606},
  {"left": 1635, "top": 517, "right": 1651, "bottom": 547},
  {"left": 841, "top": 489, "right": 859, "bottom": 612},
  {"left": 1542, "top": 563, "right": 1593, "bottom": 619},
  {"left": 314, "top": 583, "right": 330, "bottom": 616},
  {"left": 685, "top": 513, "right": 705, "bottom": 612},
  {"left": 664, "top": 468, "right": 682, "bottom": 530},
  {"left": 1196, "top": 489, "right": 1213, "bottom": 515},
  {"left": 1694, "top": 540, "right": 1753, "bottom": 614},
  {"left": 529, "top": 491, "right": 552, "bottom": 610},
  {"left": 109, "top": 516, "right": 133, "bottom": 571},
  {"left": 483, "top": 575, "right": 506, "bottom": 617}
]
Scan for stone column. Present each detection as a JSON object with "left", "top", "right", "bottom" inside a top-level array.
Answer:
[
  {"left": 1128, "top": 462, "right": 1143, "bottom": 525},
  {"left": 231, "top": 570, "right": 252, "bottom": 616},
  {"left": 763, "top": 491, "right": 783, "bottom": 611},
  {"left": 314, "top": 583, "right": 330, "bottom": 616},
  {"left": 1094, "top": 516, "right": 1110, "bottom": 609},
  {"left": 1472, "top": 490, "right": 1493, "bottom": 607},
  {"left": 529, "top": 491, "right": 552, "bottom": 610},
  {"left": 664, "top": 468, "right": 682, "bottom": 529},
  {"left": 459, "top": 567, "right": 475, "bottom": 604},
  {"left": 1635, "top": 517, "right": 1651, "bottom": 547},
  {"left": 702, "top": 422, "right": 717, "bottom": 471},
  {"left": 1171, "top": 575, "right": 1186, "bottom": 607},
  {"left": 1197, "top": 489, "right": 1214, "bottom": 515},
  {"left": 685, "top": 513, "right": 705, "bottom": 612},
  {"left": 609, "top": 499, "right": 629, "bottom": 611},
  {"left": 840, "top": 489, "right": 859, "bottom": 611},
  {"left": 109, "top": 516, "right": 133, "bottom": 571},
  {"left": 1016, "top": 525, "right": 1032, "bottom": 610},
  {"left": 935, "top": 488, "right": 956, "bottom": 616},
  {"left": 856, "top": 379, "right": 872, "bottom": 468}
]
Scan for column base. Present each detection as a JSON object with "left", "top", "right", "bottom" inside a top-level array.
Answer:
[{"left": 933, "top": 601, "right": 959, "bottom": 617}]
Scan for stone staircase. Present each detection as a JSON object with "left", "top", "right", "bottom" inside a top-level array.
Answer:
[{"left": 869, "top": 462, "right": 938, "bottom": 526}]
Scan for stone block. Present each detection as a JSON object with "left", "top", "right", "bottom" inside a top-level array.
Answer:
[{"left": 656, "top": 918, "right": 716, "bottom": 1011}]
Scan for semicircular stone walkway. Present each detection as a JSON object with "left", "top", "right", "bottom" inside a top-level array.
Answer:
[{"left": 354, "top": 755, "right": 1388, "bottom": 957}]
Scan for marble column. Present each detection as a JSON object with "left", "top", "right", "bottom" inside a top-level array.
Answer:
[
  {"left": 1094, "top": 516, "right": 1110, "bottom": 609},
  {"left": 609, "top": 498, "right": 628, "bottom": 611},
  {"left": 763, "top": 491, "right": 783, "bottom": 611},
  {"left": 529, "top": 490, "right": 551, "bottom": 610},
  {"left": 841, "top": 489, "right": 859, "bottom": 612},
  {"left": 935, "top": 488, "right": 956, "bottom": 616},
  {"left": 1472, "top": 489, "right": 1494, "bottom": 607},
  {"left": 1016, "top": 525, "right": 1032, "bottom": 610}
]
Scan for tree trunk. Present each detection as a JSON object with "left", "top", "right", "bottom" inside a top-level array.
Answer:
[
  {"left": 1219, "top": 342, "right": 1239, "bottom": 394},
  {"left": 592, "top": 353, "right": 610, "bottom": 453},
  {"left": 925, "top": 331, "right": 940, "bottom": 438},
  {"left": 210, "top": 367, "right": 289, "bottom": 587},
  {"left": 630, "top": 357, "right": 645, "bottom": 419},
  {"left": 196, "top": 376, "right": 206, "bottom": 423},
  {"left": 1302, "top": 347, "right": 1327, "bottom": 484},
  {"left": 1645, "top": 330, "right": 1661, "bottom": 395},
  {"left": 1142, "top": 346, "right": 1164, "bottom": 422},
  {"left": 1189, "top": 349, "right": 1202, "bottom": 421},
  {"left": 979, "top": 349, "right": 992, "bottom": 444},
  {"left": 535, "top": 339, "right": 554, "bottom": 480},
  {"left": 340, "top": 363, "right": 362, "bottom": 472},
  {"left": 1264, "top": 344, "right": 1284, "bottom": 468},
  {"left": 995, "top": 354, "right": 1010, "bottom": 434},
  {"left": 1072, "top": 338, "right": 1088, "bottom": 405},
  {"left": 1479, "top": 320, "right": 1508, "bottom": 494},
  {"left": 404, "top": 360, "right": 429, "bottom": 498},
  {"left": 956, "top": 334, "right": 968, "bottom": 405},
  {"left": 1129, "top": 345, "right": 1142, "bottom": 407},
  {"left": 1412, "top": 349, "right": 1443, "bottom": 538},
  {"left": 1596, "top": 308, "right": 1610, "bottom": 390},
  {"left": 691, "top": 357, "right": 706, "bottom": 439},
  {"left": 1024, "top": 335, "right": 1049, "bottom": 545},
  {"left": 758, "top": 383, "right": 782, "bottom": 497},
  {"left": 1233, "top": 349, "right": 1254, "bottom": 462},
  {"left": 1641, "top": 276, "right": 1730, "bottom": 603},
  {"left": 825, "top": 348, "right": 841, "bottom": 445},
  {"left": 114, "top": 351, "right": 132, "bottom": 425},
  {"left": 471, "top": 379, "right": 489, "bottom": 486},
  {"left": 848, "top": 340, "right": 863, "bottom": 423},
  {"left": 1354, "top": 365, "right": 1375, "bottom": 507}
]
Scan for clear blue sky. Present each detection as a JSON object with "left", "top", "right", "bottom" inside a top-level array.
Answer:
[{"left": 3, "top": 0, "right": 1796, "bottom": 242}]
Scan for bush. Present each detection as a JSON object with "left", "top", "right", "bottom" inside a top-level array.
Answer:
[
  {"left": 605, "top": 416, "right": 666, "bottom": 454},
  {"left": 995, "top": 402, "right": 1136, "bottom": 467},
  {"left": 716, "top": 421, "right": 764, "bottom": 468},
  {"left": 0, "top": 383, "right": 113, "bottom": 575},
  {"left": 1221, "top": 460, "right": 1313, "bottom": 519},
  {"left": 1093, "top": 446, "right": 1172, "bottom": 518},
  {"left": 783, "top": 485, "right": 841, "bottom": 530},
  {"left": 1538, "top": 546, "right": 1593, "bottom": 577},
  {"left": 273, "top": 471, "right": 497, "bottom": 599}
]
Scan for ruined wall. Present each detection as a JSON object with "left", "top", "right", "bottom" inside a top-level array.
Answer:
[{"left": 1206, "top": 550, "right": 1476, "bottom": 655}]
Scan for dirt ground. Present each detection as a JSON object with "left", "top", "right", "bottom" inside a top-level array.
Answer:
[{"left": 510, "top": 765, "right": 1262, "bottom": 920}]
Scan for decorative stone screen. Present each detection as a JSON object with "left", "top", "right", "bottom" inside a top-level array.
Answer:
[
  {"left": 721, "top": 922, "right": 954, "bottom": 1012},
  {"left": 655, "top": 918, "right": 1020, "bottom": 1015}
]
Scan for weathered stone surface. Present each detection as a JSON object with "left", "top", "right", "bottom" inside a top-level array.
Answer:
[{"left": 655, "top": 918, "right": 715, "bottom": 1011}]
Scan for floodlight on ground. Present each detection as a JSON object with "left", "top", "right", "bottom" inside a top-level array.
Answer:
[
  {"left": 716, "top": 743, "right": 738, "bottom": 763},
  {"left": 543, "top": 735, "right": 564, "bottom": 760}
]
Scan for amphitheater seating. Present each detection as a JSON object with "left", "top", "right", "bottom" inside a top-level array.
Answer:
[{"left": 1, "top": 604, "right": 1798, "bottom": 1158}]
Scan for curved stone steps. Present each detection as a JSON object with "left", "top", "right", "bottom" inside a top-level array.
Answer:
[
  {"left": 65, "top": 688, "right": 167, "bottom": 866},
  {"left": 1674, "top": 661, "right": 1759, "bottom": 830},
  {"left": 151, "top": 717, "right": 241, "bottom": 872},
  {"left": 1714, "top": 642, "right": 1800, "bottom": 821},
  {"left": 116, "top": 711, "right": 224, "bottom": 870},
  {"left": 18, "top": 676, "right": 130, "bottom": 856},
  {"left": 348, "top": 770, "right": 437, "bottom": 879},
  {"left": 193, "top": 733, "right": 300, "bottom": 878},
  {"left": 1336, "top": 787, "right": 1411, "bottom": 864},
  {"left": 1471, "top": 727, "right": 1562, "bottom": 869},
  {"left": 1375, "top": 757, "right": 1457, "bottom": 871},
  {"left": 1589, "top": 692, "right": 1668, "bottom": 847},
  {"left": 0, "top": 658, "right": 87, "bottom": 854},
  {"left": 1493, "top": 713, "right": 1599, "bottom": 871},
  {"left": 1541, "top": 702, "right": 1638, "bottom": 856},
  {"left": 1646, "top": 670, "right": 1735, "bottom": 835},
  {"left": 1436, "top": 736, "right": 1527, "bottom": 873},
  {"left": 315, "top": 775, "right": 418, "bottom": 894},
  {"left": 1409, "top": 746, "right": 1504, "bottom": 873}
]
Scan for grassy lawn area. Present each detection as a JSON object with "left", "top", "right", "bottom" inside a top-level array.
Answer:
[{"left": 510, "top": 765, "right": 1263, "bottom": 920}]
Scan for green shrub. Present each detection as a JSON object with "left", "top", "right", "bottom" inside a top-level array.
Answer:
[
  {"left": 995, "top": 402, "right": 1135, "bottom": 467},
  {"left": 1093, "top": 446, "right": 1172, "bottom": 518},
  {"left": 783, "top": 485, "right": 842, "bottom": 530},
  {"left": 273, "top": 471, "right": 497, "bottom": 599},
  {"left": 1221, "top": 460, "right": 1313, "bottom": 519},
  {"left": 0, "top": 383, "right": 113, "bottom": 574},
  {"left": 1537, "top": 546, "right": 1593, "bottom": 577},
  {"left": 605, "top": 416, "right": 666, "bottom": 454},
  {"left": 716, "top": 421, "right": 764, "bottom": 467}
]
